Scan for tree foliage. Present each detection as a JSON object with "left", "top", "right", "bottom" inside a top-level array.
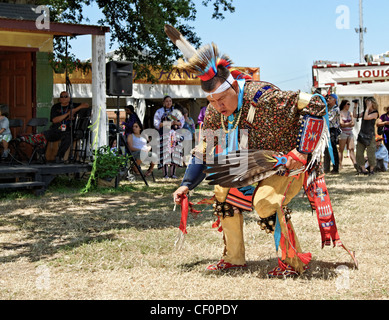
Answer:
[{"left": 23, "top": 0, "right": 235, "bottom": 81}]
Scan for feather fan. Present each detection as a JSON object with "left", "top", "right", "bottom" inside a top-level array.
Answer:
[{"left": 204, "top": 150, "right": 284, "bottom": 188}]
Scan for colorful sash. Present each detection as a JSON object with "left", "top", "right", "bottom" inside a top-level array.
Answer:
[
  {"left": 304, "top": 175, "right": 341, "bottom": 247},
  {"left": 304, "top": 171, "right": 358, "bottom": 268}
]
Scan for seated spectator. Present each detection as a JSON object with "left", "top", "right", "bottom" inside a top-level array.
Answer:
[
  {"left": 110, "top": 139, "right": 118, "bottom": 154},
  {"left": 0, "top": 106, "right": 11, "bottom": 159},
  {"left": 44, "top": 91, "right": 90, "bottom": 163},
  {"left": 127, "top": 121, "right": 157, "bottom": 177},
  {"left": 366, "top": 135, "right": 388, "bottom": 172}
]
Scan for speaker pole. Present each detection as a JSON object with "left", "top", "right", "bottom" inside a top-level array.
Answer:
[
  {"left": 115, "top": 95, "right": 120, "bottom": 188},
  {"left": 106, "top": 61, "right": 147, "bottom": 187},
  {"left": 65, "top": 36, "right": 75, "bottom": 163}
]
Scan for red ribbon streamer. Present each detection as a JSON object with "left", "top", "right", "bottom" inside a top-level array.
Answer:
[
  {"left": 179, "top": 194, "right": 189, "bottom": 235},
  {"left": 178, "top": 195, "right": 202, "bottom": 235}
]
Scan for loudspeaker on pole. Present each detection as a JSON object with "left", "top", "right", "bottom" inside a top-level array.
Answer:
[{"left": 106, "top": 61, "right": 133, "bottom": 96}]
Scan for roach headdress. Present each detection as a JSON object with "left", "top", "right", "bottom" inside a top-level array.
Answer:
[
  {"left": 165, "top": 25, "right": 239, "bottom": 82},
  {"left": 183, "top": 42, "right": 233, "bottom": 82}
]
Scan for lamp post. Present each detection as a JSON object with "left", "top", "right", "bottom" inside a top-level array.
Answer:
[{"left": 355, "top": 0, "right": 367, "bottom": 63}]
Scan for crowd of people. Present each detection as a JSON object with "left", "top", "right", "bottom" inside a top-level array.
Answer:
[
  {"left": 323, "top": 94, "right": 389, "bottom": 175},
  {"left": 111, "top": 93, "right": 389, "bottom": 179},
  {"left": 1, "top": 93, "right": 90, "bottom": 163},
  {"left": 112, "top": 96, "right": 208, "bottom": 179},
  {"left": 2, "top": 91, "right": 389, "bottom": 177}
]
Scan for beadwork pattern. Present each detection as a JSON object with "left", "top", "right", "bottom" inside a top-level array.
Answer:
[{"left": 203, "top": 81, "right": 326, "bottom": 154}]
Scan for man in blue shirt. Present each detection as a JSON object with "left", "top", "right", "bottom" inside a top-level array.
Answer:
[{"left": 366, "top": 135, "right": 389, "bottom": 172}]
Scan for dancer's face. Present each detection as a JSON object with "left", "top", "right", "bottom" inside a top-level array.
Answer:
[{"left": 206, "top": 80, "right": 239, "bottom": 117}]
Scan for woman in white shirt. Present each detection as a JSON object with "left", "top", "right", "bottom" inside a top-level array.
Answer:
[{"left": 127, "top": 121, "right": 157, "bottom": 176}]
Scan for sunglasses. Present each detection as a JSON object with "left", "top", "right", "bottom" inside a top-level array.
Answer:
[{"left": 60, "top": 95, "right": 69, "bottom": 98}]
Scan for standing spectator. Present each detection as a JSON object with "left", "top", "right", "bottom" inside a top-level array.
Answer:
[
  {"left": 338, "top": 99, "right": 357, "bottom": 170},
  {"left": 324, "top": 94, "right": 340, "bottom": 174},
  {"left": 154, "top": 96, "right": 184, "bottom": 132},
  {"left": 377, "top": 105, "right": 389, "bottom": 153},
  {"left": 196, "top": 105, "right": 208, "bottom": 143},
  {"left": 0, "top": 105, "right": 11, "bottom": 159},
  {"left": 354, "top": 97, "right": 379, "bottom": 175},
  {"left": 182, "top": 107, "right": 195, "bottom": 136},
  {"left": 122, "top": 105, "right": 141, "bottom": 138},
  {"left": 197, "top": 106, "right": 207, "bottom": 126},
  {"left": 181, "top": 107, "right": 195, "bottom": 166},
  {"left": 153, "top": 95, "right": 185, "bottom": 178}
]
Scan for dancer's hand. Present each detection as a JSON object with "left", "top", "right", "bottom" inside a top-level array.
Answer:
[
  {"left": 173, "top": 186, "right": 189, "bottom": 205},
  {"left": 286, "top": 149, "right": 307, "bottom": 170}
]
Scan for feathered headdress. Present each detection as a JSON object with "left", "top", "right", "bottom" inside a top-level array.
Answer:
[
  {"left": 164, "top": 24, "right": 250, "bottom": 82},
  {"left": 183, "top": 43, "right": 233, "bottom": 81}
]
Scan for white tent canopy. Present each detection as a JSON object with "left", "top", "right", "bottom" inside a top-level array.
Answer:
[
  {"left": 312, "top": 62, "right": 389, "bottom": 97},
  {"left": 54, "top": 83, "right": 206, "bottom": 100},
  {"left": 335, "top": 81, "right": 389, "bottom": 96}
]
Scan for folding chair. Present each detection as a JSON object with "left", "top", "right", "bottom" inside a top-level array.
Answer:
[
  {"left": 26, "top": 118, "right": 48, "bottom": 131},
  {"left": 27, "top": 118, "right": 48, "bottom": 164},
  {"left": 9, "top": 119, "right": 24, "bottom": 135},
  {"left": 71, "top": 112, "right": 91, "bottom": 163},
  {"left": 6, "top": 119, "right": 24, "bottom": 163}
]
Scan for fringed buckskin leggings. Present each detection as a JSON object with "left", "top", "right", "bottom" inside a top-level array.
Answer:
[{"left": 214, "top": 173, "right": 306, "bottom": 272}]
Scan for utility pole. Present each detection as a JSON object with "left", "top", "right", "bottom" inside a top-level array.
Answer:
[{"left": 355, "top": 0, "right": 367, "bottom": 62}]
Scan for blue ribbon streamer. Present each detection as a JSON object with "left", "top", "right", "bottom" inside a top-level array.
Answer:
[
  {"left": 274, "top": 213, "right": 281, "bottom": 252},
  {"left": 224, "top": 79, "right": 245, "bottom": 155}
]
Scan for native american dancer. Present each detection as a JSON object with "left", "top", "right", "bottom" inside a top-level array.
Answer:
[{"left": 167, "top": 25, "right": 357, "bottom": 277}]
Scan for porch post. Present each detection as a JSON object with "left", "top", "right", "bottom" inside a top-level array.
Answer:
[{"left": 91, "top": 34, "right": 107, "bottom": 149}]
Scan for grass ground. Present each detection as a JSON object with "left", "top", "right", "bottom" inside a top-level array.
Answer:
[{"left": 0, "top": 157, "right": 388, "bottom": 300}]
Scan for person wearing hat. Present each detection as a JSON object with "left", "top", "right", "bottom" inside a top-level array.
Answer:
[
  {"left": 377, "top": 105, "right": 389, "bottom": 153},
  {"left": 167, "top": 26, "right": 356, "bottom": 277},
  {"left": 323, "top": 93, "right": 340, "bottom": 174},
  {"left": 366, "top": 135, "right": 388, "bottom": 172}
]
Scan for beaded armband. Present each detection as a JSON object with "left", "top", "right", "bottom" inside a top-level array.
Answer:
[{"left": 296, "top": 114, "right": 325, "bottom": 154}]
